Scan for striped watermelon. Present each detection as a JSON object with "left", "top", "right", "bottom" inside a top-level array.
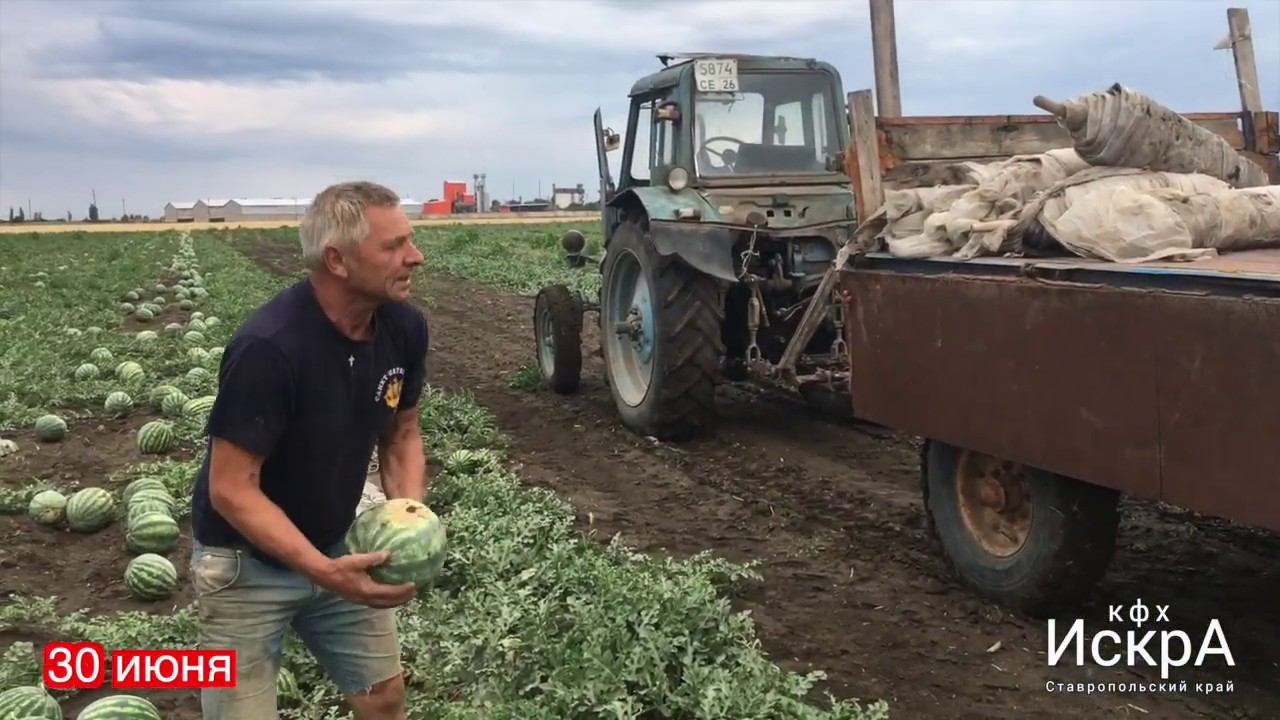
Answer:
[
  {"left": 122, "top": 477, "right": 168, "bottom": 505},
  {"left": 127, "top": 512, "right": 179, "bottom": 554},
  {"left": 104, "top": 391, "right": 133, "bottom": 416},
  {"left": 183, "top": 395, "right": 216, "bottom": 417},
  {"left": 135, "top": 307, "right": 154, "bottom": 322},
  {"left": 182, "top": 331, "right": 205, "bottom": 345},
  {"left": 77, "top": 694, "right": 160, "bottom": 719},
  {"left": 148, "top": 385, "right": 181, "bottom": 408},
  {"left": 134, "top": 330, "right": 158, "bottom": 343},
  {"left": 160, "top": 389, "right": 189, "bottom": 417},
  {"left": 116, "top": 361, "right": 144, "bottom": 383},
  {"left": 204, "top": 316, "right": 221, "bottom": 328},
  {"left": 33, "top": 414, "right": 67, "bottom": 442},
  {"left": 187, "top": 318, "right": 207, "bottom": 333},
  {"left": 0, "top": 685, "right": 61, "bottom": 718},
  {"left": 120, "top": 302, "right": 135, "bottom": 314},
  {"left": 86, "top": 326, "right": 104, "bottom": 335},
  {"left": 90, "top": 347, "right": 113, "bottom": 364},
  {"left": 128, "top": 487, "right": 176, "bottom": 516},
  {"left": 164, "top": 322, "right": 184, "bottom": 334},
  {"left": 190, "top": 311, "right": 205, "bottom": 321},
  {"left": 125, "top": 553, "right": 178, "bottom": 600},
  {"left": 127, "top": 491, "right": 174, "bottom": 520},
  {"left": 124, "top": 290, "right": 141, "bottom": 301},
  {"left": 28, "top": 489, "right": 67, "bottom": 525},
  {"left": 179, "top": 299, "right": 195, "bottom": 310},
  {"left": 66, "top": 487, "right": 116, "bottom": 532},
  {"left": 186, "top": 367, "right": 212, "bottom": 385},
  {"left": 345, "top": 498, "right": 447, "bottom": 589},
  {"left": 187, "top": 347, "right": 210, "bottom": 364},
  {"left": 74, "top": 363, "right": 100, "bottom": 381},
  {"left": 153, "top": 283, "right": 167, "bottom": 293},
  {"left": 137, "top": 420, "right": 177, "bottom": 454}
]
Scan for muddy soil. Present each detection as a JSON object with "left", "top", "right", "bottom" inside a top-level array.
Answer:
[{"left": 229, "top": 232, "right": 1279, "bottom": 719}]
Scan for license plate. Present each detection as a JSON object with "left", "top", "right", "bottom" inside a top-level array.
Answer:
[{"left": 695, "top": 58, "right": 739, "bottom": 93}]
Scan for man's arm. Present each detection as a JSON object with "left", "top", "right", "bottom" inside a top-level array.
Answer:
[
  {"left": 379, "top": 309, "right": 430, "bottom": 502},
  {"left": 378, "top": 406, "right": 427, "bottom": 502}
]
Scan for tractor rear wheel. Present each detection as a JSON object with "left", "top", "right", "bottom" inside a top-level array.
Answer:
[
  {"left": 600, "top": 220, "right": 722, "bottom": 440},
  {"left": 534, "top": 284, "right": 582, "bottom": 394}
]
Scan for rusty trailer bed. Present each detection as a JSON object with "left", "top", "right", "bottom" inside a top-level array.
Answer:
[{"left": 838, "top": 247, "right": 1280, "bottom": 533}]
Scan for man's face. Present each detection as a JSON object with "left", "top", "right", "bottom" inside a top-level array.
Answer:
[{"left": 331, "top": 204, "right": 423, "bottom": 303}]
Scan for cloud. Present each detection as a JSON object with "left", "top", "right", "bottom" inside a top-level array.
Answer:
[{"left": 1, "top": 0, "right": 1277, "bottom": 220}]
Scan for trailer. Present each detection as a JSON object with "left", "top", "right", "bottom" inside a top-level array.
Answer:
[{"left": 833, "top": 6, "right": 1280, "bottom": 617}]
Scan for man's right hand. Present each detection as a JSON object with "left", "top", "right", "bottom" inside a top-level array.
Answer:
[{"left": 315, "top": 552, "right": 417, "bottom": 608}]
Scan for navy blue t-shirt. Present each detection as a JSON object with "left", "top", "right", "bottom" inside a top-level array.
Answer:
[{"left": 190, "top": 278, "right": 428, "bottom": 566}]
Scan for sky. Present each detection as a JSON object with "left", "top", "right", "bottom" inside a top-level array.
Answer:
[{"left": 1, "top": 0, "right": 1277, "bottom": 221}]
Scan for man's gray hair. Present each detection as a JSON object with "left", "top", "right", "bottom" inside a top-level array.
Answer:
[{"left": 299, "top": 181, "right": 400, "bottom": 270}]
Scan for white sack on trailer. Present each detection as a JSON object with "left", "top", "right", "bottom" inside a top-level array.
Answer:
[
  {"left": 854, "top": 149, "right": 1090, "bottom": 259},
  {"left": 1015, "top": 167, "right": 1280, "bottom": 263}
]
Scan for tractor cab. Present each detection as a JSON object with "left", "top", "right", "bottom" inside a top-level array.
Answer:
[{"left": 593, "top": 53, "right": 852, "bottom": 243}]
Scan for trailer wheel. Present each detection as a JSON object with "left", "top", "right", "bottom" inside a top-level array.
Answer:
[
  {"left": 921, "top": 440, "right": 1121, "bottom": 617},
  {"left": 534, "top": 284, "right": 582, "bottom": 394}
]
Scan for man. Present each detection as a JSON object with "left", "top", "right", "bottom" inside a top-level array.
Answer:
[{"left": 188, "top": 181, "right": 429, "bottom": 719}]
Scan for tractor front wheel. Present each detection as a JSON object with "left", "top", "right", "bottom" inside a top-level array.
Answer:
[{"left": 600, "top": 220, "right": 722, "bottom": 440}]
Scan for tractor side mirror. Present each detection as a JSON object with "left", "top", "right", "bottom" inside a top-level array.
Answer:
[{"left": 602, "top": 127, "right": 620, "bottom": 152}]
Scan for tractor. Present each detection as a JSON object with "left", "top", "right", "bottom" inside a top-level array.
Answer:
[{"left": 534, "top": 53, "right": 859, "bottom": 441}]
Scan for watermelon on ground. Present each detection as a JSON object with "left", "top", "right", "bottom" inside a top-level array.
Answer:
[
  {"left": 344, "top": 498, "right": 447, "bottom": 589},
  {"left": 127, "top": 511, "right": 180, "bottom": 554},
  {"left": 77, "top": 694, "right": 161, "bottom": 719},
  {"left": 122, "top": 477, "right": 167, "bottom": 505},
  {"left": 136, "top": 420, "right": 177, "bottom": 454},
  {"left": 128, "top": 487, "right": 177, "bottom": 516},
  {"left": 66, "top": 487, "right": 116, "bottom": 532},
  {"left": 33, "top": 414, "right": 66, "bottom": 442},
  {"left": 28, "top": 489, "right": 67, "bottom": 525},
  {"left": 125, "top": 553, "right": 178, "bottom": 600},
  {"left": 0, "top": 685, "right": 61, "bottom": 719}
]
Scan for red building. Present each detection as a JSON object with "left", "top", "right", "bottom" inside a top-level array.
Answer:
[{"left": 422, "top": 180, "right": 476, "bottom": 215}]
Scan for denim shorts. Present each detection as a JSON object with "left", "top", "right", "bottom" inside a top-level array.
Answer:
[{"left": 189, "top": 539, "right": 402, "bottom": 718}]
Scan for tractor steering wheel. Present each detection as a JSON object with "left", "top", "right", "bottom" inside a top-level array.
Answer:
[{"left": 698, "top": 135, "right": 744, "bottom": 171}]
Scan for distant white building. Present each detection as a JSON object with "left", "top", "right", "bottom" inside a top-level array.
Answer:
[
  {"left": 223, "top": 198, "right": 311, "bottom": 222},
  {"left": 399, "top": 198, "right": 423, "bottom": 220},
  {"left": 198, "top": 198, "right": 232, "bottom": 222},
  {"left": 551, "top": 184, "right": 586, "bottom": 210},
  {"left": 167, "top": 193, "right": 421, "bottom": 222},
  {"left": 164, "top": 201, "right": 198, "bottom": 223}
]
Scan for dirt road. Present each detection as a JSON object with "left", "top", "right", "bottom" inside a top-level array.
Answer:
[{"left": 238, "top": 236, "right": 1280, "bottom": 719}]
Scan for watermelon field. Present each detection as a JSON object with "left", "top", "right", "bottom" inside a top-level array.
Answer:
[
  {"left": 0, "top": 227, "right": 891, "bottom": 719},
  {"left": 3, "top": 223, "right": 1278, "bottom": 720}
]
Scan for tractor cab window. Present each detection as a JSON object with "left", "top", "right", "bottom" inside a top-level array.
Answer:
[
  {"left": 694, "top": 72, "right": 837, "bottom": 177},
  {"left": 629, "top": 100, "right": 652, "bottom": 183}
]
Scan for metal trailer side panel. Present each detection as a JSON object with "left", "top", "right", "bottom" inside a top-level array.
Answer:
[
  {"left": 839, "top": 262, "right": 1280, "bottom": 533},
  {"left": 1152, "top": 293, "right": 1280, "bottom": 532}
]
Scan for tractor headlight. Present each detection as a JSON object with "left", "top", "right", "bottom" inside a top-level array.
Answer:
[{"left": 667, "top": 167, "right": 689, "bottom": 191}]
